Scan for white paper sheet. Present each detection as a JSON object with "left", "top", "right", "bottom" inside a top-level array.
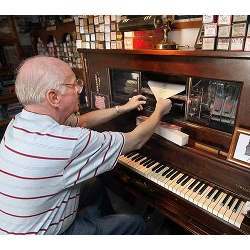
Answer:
[{"left": 147, "top": 80, "right": 185, "bottom": 100}]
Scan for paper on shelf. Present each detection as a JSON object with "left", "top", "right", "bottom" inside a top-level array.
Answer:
[{"left": 147, "top": 80, "right": 185, "bottom": 100}]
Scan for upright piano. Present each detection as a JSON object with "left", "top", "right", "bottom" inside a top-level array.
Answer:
[{"left": 79, "top": 49, "right": 250, "bottom": 234}]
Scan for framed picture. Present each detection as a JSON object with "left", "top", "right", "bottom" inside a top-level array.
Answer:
[
  {"left": 228, "top": 127, "right": 250, "bottom": 168},
  {"left": 194, "top": 25, "right": 204, "bottom": 49},
  {"left": 91, "top": 91, "right": 110, "bottom": 110}
]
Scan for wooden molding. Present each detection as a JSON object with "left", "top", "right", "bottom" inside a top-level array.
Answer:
[{"left": 173, "top": 20, "right": 202, "bottom": 30}]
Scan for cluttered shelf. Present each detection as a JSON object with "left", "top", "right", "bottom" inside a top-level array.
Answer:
[
  {"left": 31, "top": 21, "right": 75, "bottom": 42},
  {"left": 78, "top": 48, "right": 250, "bottom": 59}
]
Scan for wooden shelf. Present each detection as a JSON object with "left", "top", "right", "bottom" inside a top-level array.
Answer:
[
  {"left": 0, "top": 119, "right": 11, "bottom": 127},
  {"left": 79, "top": 48, "right": 250, "bottom": 59},
  {"left": 32, "top": 21, "right": 75, "bottom": 42},
  {"left": 0, "top": 66, "right": 14, "bottom": 76},
  {"left": 0, "top": 34, "right": 18, "bottom": 45},
  {"left": 0, "top": 93, "right": 18, "bottom": 105},
  {"left": 173, "top": 20, "right": 202, "bottom": 30}
]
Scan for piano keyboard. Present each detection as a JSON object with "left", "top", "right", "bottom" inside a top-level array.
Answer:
[{"left": 119, "top": 151, "right": 247, "bottom": 229}]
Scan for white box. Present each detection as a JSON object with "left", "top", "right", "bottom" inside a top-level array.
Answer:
[
  {"left": 136, "top": 117, "right": 189, "bottom": 146},
  {"left": 155, "top": 126, "right": 189, "bottom": 146}
]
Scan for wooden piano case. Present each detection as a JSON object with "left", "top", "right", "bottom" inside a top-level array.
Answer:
[{"left": 79, "top": 49, "right": 250, "bottom": 234}]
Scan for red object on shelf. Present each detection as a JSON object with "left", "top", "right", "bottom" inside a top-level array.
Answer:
[{"left": 124, "top": 29, "right": 163, "bottom": 49}]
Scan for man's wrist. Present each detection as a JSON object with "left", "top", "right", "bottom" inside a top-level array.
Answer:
[
  {"left": 152, "top": 109, "right": 162, "bottom": 120},
  {"left": 114, "top": 104, "right": 129, "bottom": 115},
  {"left": 115, "top": 105, "right": 121, "bottom": 114}
]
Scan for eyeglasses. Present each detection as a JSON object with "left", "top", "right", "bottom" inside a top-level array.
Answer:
[{"left": 62, "top": 79, "right": 84, "bottom": 94}]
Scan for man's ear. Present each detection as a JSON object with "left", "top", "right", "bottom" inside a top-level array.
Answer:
[{"left": 46, "top": 89, "right": 61, "bottom": 107}]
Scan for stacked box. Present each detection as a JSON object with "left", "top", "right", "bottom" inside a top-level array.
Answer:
[
  {"left": 74, "top": 15, "right": 123, "bottom": 50},
  {"left": 124, "top": 30, "right": 163, "bottom": 50},
  {"left": 202, "top": 15, "right": 217, "bottom": 50},
  {"left": 216, "top": 15, "right": 232, "bottom": 51},
  {"left": 244, "top": 22, "right": 250, "bottom": 51},
  {"left": 199, "top": 15, "right": 249, "bottom": 51},
  {"left": 230, "top": 15, "right": 248, "bottom": 51}
]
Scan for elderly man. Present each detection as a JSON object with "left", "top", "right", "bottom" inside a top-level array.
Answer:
[{"left": 0, "top": 56, "right": 172, "bottom": 235}]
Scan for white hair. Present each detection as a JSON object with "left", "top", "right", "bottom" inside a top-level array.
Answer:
[{"left": 15, "top": 56, "right": 71, "bottom": 106}]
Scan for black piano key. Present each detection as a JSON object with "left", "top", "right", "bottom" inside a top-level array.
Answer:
[
  {"left": 155, "top": 165, "right": 166, "bottom": 173},
  {"left": 152, "top": 163, "right": 162, "bottom": 171},
  {"left": 193, "top": 182, "right": 203, "bottom": 192},
  {"left": 142, "top": 159, "right": 153, "bottom": 166},
  {"left": 188, "top": 179, "right": 199, "bottom": 190},
  {"left": 206, "top": 187, "right": 217, "bottom": 199},
  {"left": 221, "top": 194, "right": 230, "bottom": 206},
  {"left": 227, "top": 197, "right": 236, "bottom": 209},
  {"left": 134, "top": 155, "right": 145, "bottom": 162},
  {"left": 212, "top": 189, "right": 222, "bottom": 201},
  {"left": 140, "top": 158, "right": 150, "bottom": 164},
  {"left": 126, "top": 151, "right": 137, "bottom": 157},
  {"left": 144, "top": 160, "right": 155, "bottom": 167},
  {"left": 233, "top": 199, "right": 242, "bottom": 212},
  {"left": 198, "top": 184, "right": 208, "bottom": 194},
  {"left": 131, "top": 154, "right": 143, "bottom": 161},
  {"left": 180, "top": 176, "right": 191, "bottom": 186},
  {"left": 169, "top": 171, "right": 180, "bottom": 180},
  {"left": 176, "top": 174, "right": 187, "bottom": 184},
  {"left": 146, "top": 161, "right": 157, "bottom": 168},
  {"left": 140, "top": 159, "right": 151, "bottom": 166},
  {"left": 165, "top": 169, "right": 176, "bottom": 178},
  {"left": 162, "top": 168, "right": 173, "bottom": 176}
]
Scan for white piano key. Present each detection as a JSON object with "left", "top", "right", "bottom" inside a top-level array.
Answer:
[
  {"left": 217, "top": 196, "right": 233, "bottom": 219},
  {"left": 157, "top": 169, "right": 173, "bottom": 185},
  {"left": 203, "top": 189, "right": 220, "bottom": 210},
  {"left": 163, "top": 171, "right": 179, "bottom": 187},
  {"left": 234, "top": 201, "right": 246, "bottom": 228},
  {"left": 179, "top": 178, "right": 195, "bottom": 198},
  {"left": 228, "top": 201, "right": 245, "bottom": 226},
  {"left": 133, "top": 157, "right": 151, "bottom": 171},
  {"left": 207, "top": 192, "right": 224, "bottom": 213},
  {"left": 188, "top": 184, "right": 205, "bottom": 203},
  {"left": 196, "top": 186, "right": 213, "bottom": 207},
  {"left": 119, "top": 155, "right": 247, "bottom": 229},
  {"left": 167, "top": 173, "right": 184, "bottom": 191},
  {"left": 176, "top": 177, "right": 192, "bottom": 195},
  {"left": 172, "top": 176, "right": 189, "bottom": 194},
  {"left": 212, "top": 193, "right": 227, "bottom": 216},
  {"left": 148, "top": 166, "right": 168, "bottom": 181},
  {"left": 183, "top": 180, "right": 199, "bottom": 200},
  {"left": 224, "top": 198, "right": 239, "bottom": 222},
  {"left": 144, "top": 163, "right": 163, "bottom": 178},
  {"left": 193, "top": 185, "right": 209, "bottom": 205}
]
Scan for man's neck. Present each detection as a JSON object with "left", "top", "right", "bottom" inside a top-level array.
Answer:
[{"left": 24, "top": 104, "right": 63, "bottom": 124}]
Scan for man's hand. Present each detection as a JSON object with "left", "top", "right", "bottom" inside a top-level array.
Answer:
[
  {"left": 121, "top": 95, "right": 147, "bottom": 112},
  {"left": 154, "top": 98, "right": 172, "bottom": 117}
]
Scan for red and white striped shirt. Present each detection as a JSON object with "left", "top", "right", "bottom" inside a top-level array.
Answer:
[{"left": 0, "top": 109, "right": 124, "bottom": 235}]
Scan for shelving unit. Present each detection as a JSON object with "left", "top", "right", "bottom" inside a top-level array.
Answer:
[
  {"left": 0, "top": 16, "right": 23, "bottom": 129},
  {"left": 31, "top": 20, "right": 85, "bottom": 80}
]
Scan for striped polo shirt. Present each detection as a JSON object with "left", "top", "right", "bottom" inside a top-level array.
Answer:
[{"left": 0, "top": 109, "right": 124, "bottom": 235}]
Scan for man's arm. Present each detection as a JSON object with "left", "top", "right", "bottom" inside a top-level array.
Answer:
[
  {"left": 122, "top": 98, "right": 172, "bottom": 154},
  {"left": 78, "top": 95, "right": 146, "bottom": 128}
]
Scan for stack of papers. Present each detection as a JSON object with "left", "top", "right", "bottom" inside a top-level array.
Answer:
[{"left": 147, "top": 80, "right": 185, "bottom": 100}]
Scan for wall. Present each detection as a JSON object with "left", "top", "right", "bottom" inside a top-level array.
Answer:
[{"left": 169, "top": 28, "right": 200, "bottom": 48}]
